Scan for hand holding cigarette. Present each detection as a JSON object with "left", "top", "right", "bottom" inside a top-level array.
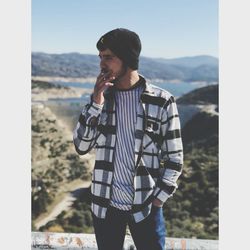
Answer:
[{"left": 93, "top": 69, "right": 115, "bottom": 105}]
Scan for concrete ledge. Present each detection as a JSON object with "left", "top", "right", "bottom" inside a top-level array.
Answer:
[{"left": 32, "top": 232, "right": 218, "bottom": 250}]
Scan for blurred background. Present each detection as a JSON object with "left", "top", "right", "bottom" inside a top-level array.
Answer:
[{"left": 31, "top": 0, "right": 218, "bottom": 239}]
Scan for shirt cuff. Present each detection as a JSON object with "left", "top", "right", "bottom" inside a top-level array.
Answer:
[
  {"left": 153, "top": 187, "right": 171, "bottom": 203},
  {"left": 86, "top": 101, "right": 104, "bottom": 117}
]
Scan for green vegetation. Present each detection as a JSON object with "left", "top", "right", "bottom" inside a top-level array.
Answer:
[
  {"left": 32, "top": 181, "right": 54, "bottom": 218},
  {"left": 164, "top": 147, "right": 218, "bottom": 239},
  {"left": 163, "top": 110, "right": 219, "bottom": 239},
  {"left": 31, "top": 105, "right": 91, "bottom": 223},
  {"left": 39, "top": 188, "right": 94, "bottom": 233}
]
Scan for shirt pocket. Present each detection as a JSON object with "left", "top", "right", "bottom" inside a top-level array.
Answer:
[
  {"left": 142, "top": 130, "right": 161, "bottom": 170},
  {"left": 143, "top": 119, "right": 162, "bottom": 150},
  {"left": 96, "top": 132, "right": 106, "bottom": 146}
]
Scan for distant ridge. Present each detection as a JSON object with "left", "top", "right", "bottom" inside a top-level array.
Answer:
[
  {"left": 32, "top": 52, "right": 218, "bottom": 82},
  {"left": 177, "top": 84, "right": 218, "bottom": 105},
  {"left": 152, "top": 55, "right": 218, "bottom": 68}
]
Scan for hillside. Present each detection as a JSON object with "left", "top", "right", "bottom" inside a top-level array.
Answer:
[
  {"left": 32, "top": 80, "right": 92, "bottom": 101},
  {"left": 32, "top": 52, "right": 218, "bottom": 82},
  {"left": 31, "top": 103, "right": 95, "bottom": 229},
  {"left": 162, "top": 84, "right": 219, "bottom": 238},
  {"left": 165, "top": 97, "right": 219, "bottom": 239},
  {"left": 154, "top": 55, "right": 218, "bottom": 68},
  {"left": 177, "top": 84, "right": 218, "bottom": 105},
  {"left": 177, "top": 84, "right": 218, "bottom": 127}
]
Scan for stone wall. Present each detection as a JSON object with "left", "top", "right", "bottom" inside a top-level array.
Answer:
[{"left": 32, "top": 232, "right": 218, "bottom": 250}]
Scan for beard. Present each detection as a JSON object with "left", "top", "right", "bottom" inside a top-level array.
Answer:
[{"left": 112, "top": 64, "right": 128, "bottom": 85}]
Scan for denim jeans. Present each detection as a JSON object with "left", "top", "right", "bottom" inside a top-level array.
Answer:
[{"left": 92, "top": 205, "right": 166, "bottom": 250}]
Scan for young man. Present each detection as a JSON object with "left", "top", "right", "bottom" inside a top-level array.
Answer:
[{"left": 73, "top": 28, "right": 183, "bottom": 250}]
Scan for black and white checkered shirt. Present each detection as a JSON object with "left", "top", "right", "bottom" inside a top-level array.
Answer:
[{"left": 73, "top": 75, "right": 183, "bottom": 223}]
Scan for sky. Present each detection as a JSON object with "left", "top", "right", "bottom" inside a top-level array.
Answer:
[{"left": 32, "top": 0, "right": 218, "bottom": 59}]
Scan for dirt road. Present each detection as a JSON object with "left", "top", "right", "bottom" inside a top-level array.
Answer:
[{"left": 35, "top": 180, "right": 91, "bottom": 229}]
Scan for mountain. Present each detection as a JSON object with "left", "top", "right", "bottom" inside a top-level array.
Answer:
[
  {"left": 32, "top": 53, "right": 100, "bottom": 78},
  {"left": 154, "top": 55, "right": 218, "bottom": 68},
  {"left": 177, "top": 84, "right": 218, "bottom": 105},
  {"left": 176, "top": 84, "right": 218, "bottom": 127},
  {"left": 32, "top": 52, "right": 218, "bottom": 82}
]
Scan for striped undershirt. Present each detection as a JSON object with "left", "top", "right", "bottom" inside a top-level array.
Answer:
[{"left": 110, "top": 78, "right": 144, "bottom": 210}]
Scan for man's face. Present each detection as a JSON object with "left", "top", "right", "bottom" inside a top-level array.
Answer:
[{"left": 98, "top": 49, "right": 127, "bottom": 82}]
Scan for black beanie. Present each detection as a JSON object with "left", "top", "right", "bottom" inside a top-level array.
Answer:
[{"left": 96, "top": 28, "right": 141, "bottom": 70}]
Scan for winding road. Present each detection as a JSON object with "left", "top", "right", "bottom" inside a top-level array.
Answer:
[{"left": 35, "top": 180, "right": 91, "bottom": 229}]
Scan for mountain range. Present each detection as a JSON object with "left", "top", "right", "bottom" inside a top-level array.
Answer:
[{"left": 32, "top": 52, "right": 218, "bottom": 82}]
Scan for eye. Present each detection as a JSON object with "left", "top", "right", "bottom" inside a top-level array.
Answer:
[
  {"left": 105, "top": 56, "right": 113, "bottom": 60},
  {"left": 99, "top": 55, "right": 115, "bottom": 61}
]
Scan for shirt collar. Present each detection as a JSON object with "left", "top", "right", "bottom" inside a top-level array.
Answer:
[{"left": 104, "top": 74, "right": 155, "bottom": 100}]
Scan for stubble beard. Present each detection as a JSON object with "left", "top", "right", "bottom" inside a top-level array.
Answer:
[{"left": 112, "top": 65, "right": 128, "bottom": 85}]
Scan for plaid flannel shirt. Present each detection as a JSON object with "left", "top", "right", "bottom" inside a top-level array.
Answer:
[{"left": 73, "top": 76, "right": 183, "bottom": 223}]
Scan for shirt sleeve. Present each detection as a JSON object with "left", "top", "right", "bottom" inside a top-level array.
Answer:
[
  {"left": 153, "top": 96, "right": 184, "bottom": 203},
  {"left": 73, "top": 96, "right": 104, "bottom": 155}
]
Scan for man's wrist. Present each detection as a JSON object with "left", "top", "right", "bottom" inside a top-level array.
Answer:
[
  {"left": 92, "top": 93, "right": 104, "bottom": 105},
  {"left": 92, "top": 101, "right": 104, "bottom": 110}
]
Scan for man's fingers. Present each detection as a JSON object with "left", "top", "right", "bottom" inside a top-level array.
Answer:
[
  {"left": 94, "top": 72, "right": 115, "bottom": 103},
  {"left": 98, "top": 71, "right": 111, "bottom": 81},
  {"left": 95, "top": 81, "right": 113, "bottom": 93},
  {"left": 97, "top": 75, "right": 115, "bottom": 87}
]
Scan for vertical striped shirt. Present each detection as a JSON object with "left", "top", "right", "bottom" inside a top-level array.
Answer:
[{"left": 110, "top": 80, "right": 144, "bottom": 210}]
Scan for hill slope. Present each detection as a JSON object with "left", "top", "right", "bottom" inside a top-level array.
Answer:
[
  {"left": 177, "top": 84, "right": 218, "bottom": 127},
  {"left": 32, "top": 103, "right": 95, "bottom": 229},
  {"left": 177, "top": 84, "right": 218, "bottom": 105},
  {"left": 165, "top": 88, "right": 218, "bottom": 238}
]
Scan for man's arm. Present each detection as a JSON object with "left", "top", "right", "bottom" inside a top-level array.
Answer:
[
  {"left": 73, "top": 70, "right": 115, "bottom": 155},
  {"left": 73, "top": 100, "right": 103, "bottom": 155},
  {"left": 153, "top": 96, "right": 184, "bottom": 206}
]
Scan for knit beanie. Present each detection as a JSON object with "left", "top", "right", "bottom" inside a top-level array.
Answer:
[{"left": 96, "top": 28, "right": 141, "bottom": 70}]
